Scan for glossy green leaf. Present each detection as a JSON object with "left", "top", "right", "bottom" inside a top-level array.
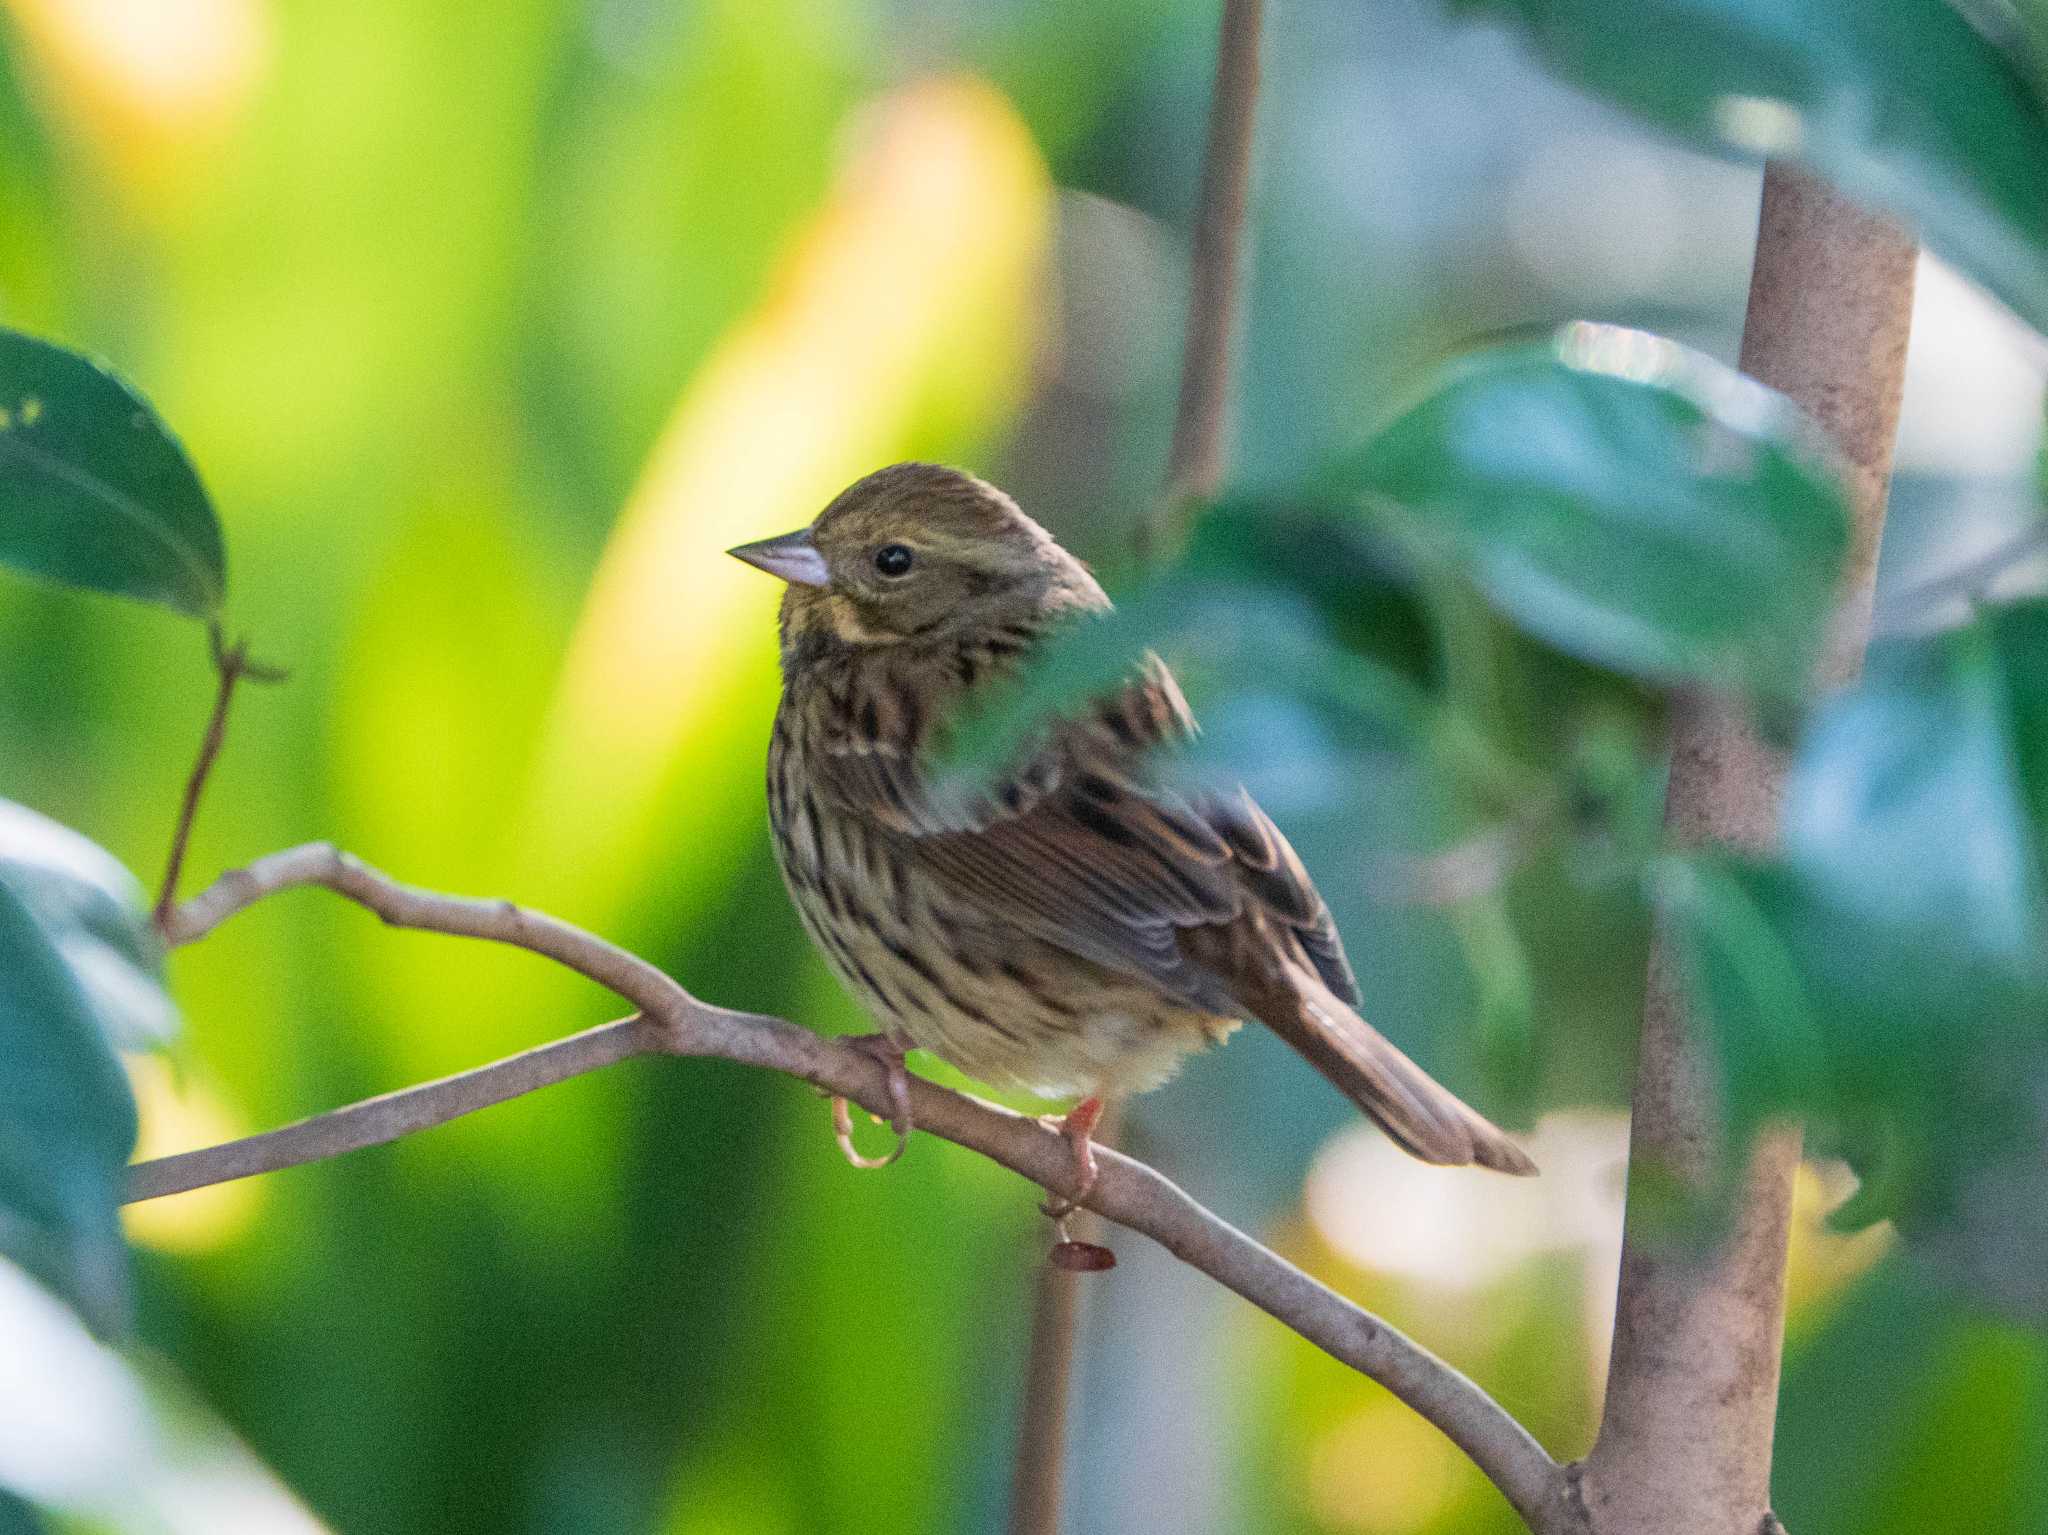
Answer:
[
  {"left": 934, "top": 575, "right": 1429, "bottom": 812},
  {"left": 0, "top": 801, "right": 174, "bottom": 1052},
  {"left": 0, "top": 879, "right": 136, "bottom": 1335},
  {"left": 0, "top": 1256, "right": 333, "bottom": 1526},
  {"left": 938, "top": 498, "right": 1435, "bottom": 804},
  {"left": 1785, "top": 621, "right": 2048, "bottom": 968},
  {"left": 1772, "top": 609, "right": 2048, "bottom": 1315},
  {"left": 1348, "top": 323, "right": 1849, "bottom": 711},
  {"left": 1663, "top": 848, "right": 2044, "bottom": 1263},
  {"left": 1452, "top": 0, "right": 2048, "bottom": 337},
  {"left": 1180, "top": 499, "right": 1438, "bottom": 685},
  {"left": 0, "top": 327, "right": 224, "bottom": 617}
]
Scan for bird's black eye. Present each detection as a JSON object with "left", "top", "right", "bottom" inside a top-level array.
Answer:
[{"left": 873, "top": 544, "right": 914, "bottom": 578}]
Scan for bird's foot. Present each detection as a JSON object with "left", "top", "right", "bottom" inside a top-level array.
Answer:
[
  {"left": 830, "top": 1031, "right": 915, "bottom": 1170},
  {"left": 1039, "top": 1096, "right": 1116, "bottom": 1271},
  {"left": 1038, "top": 1095, "right": 1104, "bottom": 1217}
]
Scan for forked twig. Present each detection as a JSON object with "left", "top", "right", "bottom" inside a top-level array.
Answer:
[{"left": 137, "top": 842, "right": 1569, "bottom": 1528}]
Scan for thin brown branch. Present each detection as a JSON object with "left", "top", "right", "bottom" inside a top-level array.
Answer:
[
  {"left": 153, "top": 625, "right": 288, "bottom": 930},
  {"left": 1580, "top": 166, "right": 1916, "bottom": 1534},
  {"left": 136, "top": 843, "right": 1569, "bottom": 1527},
  {"left": 159, "top": 841, "right": 681, "bottom": 1005},
  {"left": 127, "top": 1015, "right": 659, "bottom": 1201},
  {"left": 1007, "top": 1256, "right": 1085, "bottom": 1535},
  {"left": 1142, "top": 0, "right": 1264, "bottom": 559},
  {"left": 1007, "top": 1102, "right": 1120, "bottom": 1535},
  {"left": 153, "top": 626, "right": 249, "bottom": 929}
]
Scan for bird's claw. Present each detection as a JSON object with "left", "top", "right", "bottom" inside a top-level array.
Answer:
[
  {"left": 1037, "top": 1094, "right": 1104, "bottom": 1217},
  {"left": 830, "top": 1032, "right": 915, "bottom": 1170},
  {"left": 1044, "top": 1184, "right": 1116, "bottom": 1272}
]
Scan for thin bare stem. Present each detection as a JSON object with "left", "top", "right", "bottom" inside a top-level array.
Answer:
[
  {"left": 1007, "top": 1102, "right": 1120, "bottom": 1535},
  {"left": 1007, "top": 1257, "right": 1084, "bottom": 1535},
  {"left": 136, "top": 843, "right": 1569, "bottom": 1526},
  {"left": 154, "top": 627, "right": 248, "bottom": 930},
  {"left": 128, "top": 1015, "right": 659, "bottom": 1201},
  {"left": 1142, "top": 0, "right": 1265, "bottom": 559},
  {"left": 160, "top": 842, "right": 682, "bottom": 1006}
]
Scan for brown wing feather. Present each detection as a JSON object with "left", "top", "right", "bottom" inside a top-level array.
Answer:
[{"left": 816, "top": 655, "right": 1534, "bottom": 1174}]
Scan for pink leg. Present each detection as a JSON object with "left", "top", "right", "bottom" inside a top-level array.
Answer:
[
  {"left": 831, "top": 1031, "right": 915, "bottom": 1170},
  {"left": 1043, "top": 1095, "right": 1105, "bottom": 1214},
  {"left": 1039, "top": 1096, "right": 1116, "bottom": 1271}
]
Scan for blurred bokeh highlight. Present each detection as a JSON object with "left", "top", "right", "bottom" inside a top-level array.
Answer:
[{"left": 0, "top": 1, "right": 2042, "bottom": 1532}]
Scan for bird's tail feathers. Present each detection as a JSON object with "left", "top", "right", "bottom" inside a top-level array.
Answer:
[{"left": 1262, "top": 963, "right": 1537, "bottom": 1177}]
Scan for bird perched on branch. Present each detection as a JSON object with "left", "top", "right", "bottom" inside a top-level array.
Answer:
[{"left": 732, "top": 464, "right": 1534, "bottom": 1257}]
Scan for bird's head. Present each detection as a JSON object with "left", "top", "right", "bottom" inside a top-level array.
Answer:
[{"left": 729, "top": 463, "right": 1102, "bottom": 657}]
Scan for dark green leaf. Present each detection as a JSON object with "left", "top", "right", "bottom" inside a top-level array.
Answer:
[
  {"left": 1664, "top": 848, "right": 2046, "bottom": 1278},
  {"left": 935, "top": 574, "right": 1428, "bottom": 809},
  {"left": 1346, "top": 324, "right": 1849, "bottom": 711},
  {"left": 0, "top": 801, "right": 174, "bottom": 1051},
  {"left": 0, "top": 879, "right": 136, "bottom": 1334},
  {"left": 1180, "top": 500, "right": 1438, "bottom": 685},
  {"left": 1671, "top": 616, "right": 2048, "bottom": 1311},
  {"left": 1775, "top": 614, "right": 2048, "bottom": 1282},
  {"left": 0, "top": 327, "right": 224, "bottom": 617},
  {"left": 1452, "top": 0, "right": 2048, "bottom": 337},
  {"left": 0, "top": 1490, "right": 42, "bottom": 1535},
  {"left": 1784, "top": 621, "right": 2047, "bottom": 969}
]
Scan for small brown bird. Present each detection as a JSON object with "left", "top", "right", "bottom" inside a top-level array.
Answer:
[{"left": 731, "top": 463, "right": 1534, "bottom": 1222}]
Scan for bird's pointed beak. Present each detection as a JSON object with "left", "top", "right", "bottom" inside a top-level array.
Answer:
[{"left": 727, "top": 526, "right": 830, "bottom": 588}]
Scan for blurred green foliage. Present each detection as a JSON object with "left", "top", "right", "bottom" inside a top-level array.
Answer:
[
  {"left": 3, "top": 1, "right": 2048, "bottom": 1534},
  {"left": 0, "top": 873, "right": 137, "bottom": 1334},
  {"left": 1459, "top": 0, "right": 2048, "bottom": 334}
]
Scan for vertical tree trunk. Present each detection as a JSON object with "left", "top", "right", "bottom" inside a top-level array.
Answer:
[{"left": 1578, "top": 167, "right": 1917, "bottom": 1533}]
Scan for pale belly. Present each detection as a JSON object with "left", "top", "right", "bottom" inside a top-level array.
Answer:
[{"left": 772, "top": 793, "right": 1237, "bottom": 1100}]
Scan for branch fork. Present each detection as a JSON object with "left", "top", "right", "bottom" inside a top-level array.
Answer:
[{"left": 134, "top": 839, "right": 1571, "bottom": 1527}]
